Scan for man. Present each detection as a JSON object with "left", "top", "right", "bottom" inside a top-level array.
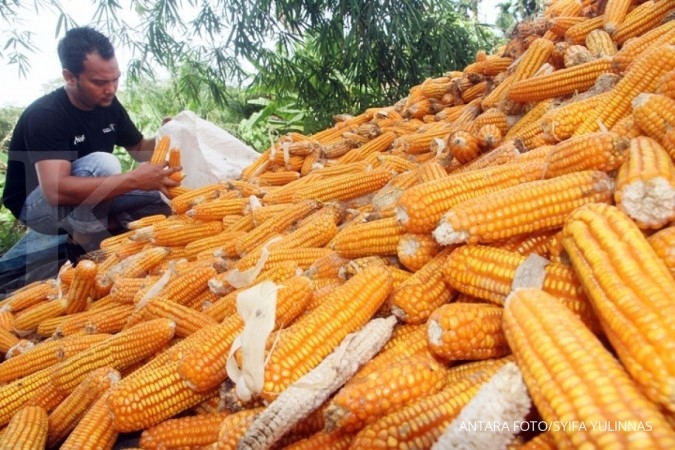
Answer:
[{"left": 2, "top": 26, "right": 180, "bottom": 261}]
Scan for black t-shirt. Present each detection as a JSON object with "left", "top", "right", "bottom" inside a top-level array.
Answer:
[{"left": 2, "top": 88, "right": 143, "bottom": 219}]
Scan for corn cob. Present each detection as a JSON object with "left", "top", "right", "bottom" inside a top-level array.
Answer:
[
  {"left": 169, "top": 183, "right": 226, "bottom": 214},
  {"left": 126, "top": 296, "right": 217, "bottom": 337},
  {"left": 390, "top": 247, "right": 455, "bottom": 325},
  {"left": 564, "top": 14, "right": 603, "bottom": 44},
  {"left": 427, "top": 302, "right": 510, "bottom": 361},
  {"left": 12, "top": 298, "right": 67, "bottom": 337},
  {"left": 612, "top": 20, "right": 675, "bottom": 74},
  {"left": 0, "top": 280, "right": 55, "bottom": 313},
  {"left": 614, "top": 136, "right": 675, "bottom": 229},
  {"left": 138, "top": 412, "right": 230, "bottom": 450},
  {"left": 150, "top": 219, "right": 223, "bottom": 247},
  {"left": 0, "top": 333, "right": 99, "bottom": 382},
  {"left": 631, "top": 93, "right": 675, "bottom": 144},
  {"left": 98, "top": 246, "right": 171, "bottom": 288},
  {"left": 395, "top": 161, "right": 548, "bottom": 234},
  {"left": 503, "top": 287, "right": 675, "bottom": 448},
  {"left": 50, "top": 318, "right": 176, "bottom": 394},
  {"left": 329, "top": 217, "right": 407, "bottom": 258},
  {"left": 508, "top": 57, "right": 613, "bottom": 103},
  {"left": 237, "top": 316, "right": 396, "bottom": 450},
  {"left": 105, "top": 330, "right": 218, "bottom": 432},
  {"left": 46, "top": 366, "right": 120, "bottom": 448},
  {"left": 612, "top": 0, "right": 675, "bottom": 45},
  {"left": 325, "top": 353, "right": 449, "bottom": 433},
  {"left": 215, "top": 407, "right": 265, "bottom": 450},
  {"left": 0, "top": 322, "right": 18, "bottom": 351},
  {"left": 575, "top": 44, "right": 675, "bottom": 136},
  {"left": 561, "top": 203, "right": 675, "bottom": 414},
  {"left": 463, "top": 56, "right": 514, "bottom": 76},
  {"left": 349, "top": 357, "right": 506, "bottom": 449},
  {"left": 602, "top": 0, "right": 632, "bottom": 34},
  {"left": 259, "top": 265, "right": 391, "bottom": 402},
  {"left": 63, "top": 259, "right": 97, "bottom": 315},
  {"left": 540, "top": 92, "right": 610, "bottom": 142},
  {"left": 548, "top": 15, "right": 588, "bottom": 37},
  {"left": 185, "top": 197, "right": 248, "bottom": 221},
  {"left": 23, "top": 382, "right": 67, "bottom": 412},
  {"left": 282, "top": 430, "right": 353, "bottom": 450},
  {"left": 59, "top": 389, "right": 118, "bottom": 450},
  {"left": 434, "top": 170, "right": 614, "bottom": 246},
  {"left": 149, "top": 135, "right": 171, "bottom": 165},
  {"left": 0, "top": 405, "right": 48, "bottom": 450},
  {"left": 167, "top": 147, "right": 184, "bottom": 182},
  {"left": 647, "top": 225, "right": 675, "bottom": 278},
  {"left": 179, "top": 275, "right": 314, "bottom": 392},
  {"left": 396, "top": 232, "right": 442, "bottom": 272}
]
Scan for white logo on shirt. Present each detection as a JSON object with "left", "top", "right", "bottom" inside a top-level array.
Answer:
[
  {"left": 73, "top": 135, "right": 85, "bottom": 145},
  {"left": 102, "top": 123, "right": 116, "bottom": 133}
]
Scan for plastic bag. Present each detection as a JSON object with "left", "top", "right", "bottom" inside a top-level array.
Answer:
[{"left": 157, "top": 110, "right": 261, "bottom": 188}]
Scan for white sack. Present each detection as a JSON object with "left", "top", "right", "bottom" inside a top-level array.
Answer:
[{"left": 157, "top": 110, "right": 261, "bottom": 188}]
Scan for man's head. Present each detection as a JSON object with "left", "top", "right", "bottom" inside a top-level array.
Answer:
[{"left": 58, "top": 27, "right": 121, "bottom": 110}]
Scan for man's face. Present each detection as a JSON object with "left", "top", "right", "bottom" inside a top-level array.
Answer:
[{"left": 64, "top": 52, "right": 121, "bottom": 110}]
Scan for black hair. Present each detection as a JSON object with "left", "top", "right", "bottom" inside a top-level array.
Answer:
[{"left": 57, "top": 26, "right": 115, "bottom": 76}]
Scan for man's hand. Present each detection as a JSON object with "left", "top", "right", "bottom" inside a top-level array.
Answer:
[{"left": 128, "top": 162, "right": 182, "bottom": 197}]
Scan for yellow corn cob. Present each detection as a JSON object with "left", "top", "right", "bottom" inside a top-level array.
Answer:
[
  {"left": 647, "top": 225, "right": 675, "bottom": 278},
  {"left": 451, "top": 141, "right": 520, "bottom": 174},
  {"left": 349, "top": 358, "right": 504, "bottom": 449},
  {"left": 0, "top": 327, "right": 18, "bottom": 354},
  {"left": 105, "top": 333, "right": 217, "bottom": 432},
  {"left": 575, "top": 44, "right": 675, "bottom": 136},
  {"left": 631, "top": 93, "right": 675, "bottom": 144},
  {"left": 433, "top": 170, "right": 614, "bottom": 246},
  {"left": 503, "top": 287, "right": 675, "bottom": 449},
  {"left": 564, "top": 15, "right": 603, "bottom": 44},
  {"left": 447, "top": 130, "right": 482, "bottom": 164},
  {"left": 255, "top": 170, "right": 302, "bottom": 186},
  {"left": 0, "top": 405, "right": 48, "bottom": 450},
  {"left": 146, "top": 265, "right": 217, "bottom": 307},
  {"left": 329, "top": 217, "right": 407, "bottom": 258},
  {"left": 0, "top": 280, "right": 55, "bottom": 313},
  {"left": 528, "top": 131, "right": 630, "bottom": 177},
  {"left": 178, "top": 275, "right": 314, "bottom": 392},
  {"left": 169, "top": 182, "right": 226, "bottom": 214},
  {"left": 561, "top": 203, "right": 675, "bottom": 414},
  {"left": 562, "top": 44, "right": 594, "bottom": 68},
  {"left": 108, "top": 276, "right": 157, "bottom": 304},
  {"left": 50, "top": 318, "right": 176, "bottom": 394},
  {"left": 475, "top": 123, "right": 503, "bottom": 150},
  {"left": 12, "top": 298, "right": 67, "bottom": 337},
  {"left": 614, "top": 136, "right": 675, "bottom": 229},
  {"left": 59, "top": 389, "right": 118, "bottom": 450},
  {"left": 396, "top": 232, "right": 442, "bottom": 272},
  {"left": 185, "top": 197, "right": 248, "bottom": 221},
  {"left": 23, "top": 382, "right": 67, "bottom": 412},
  {"left": 55, "top": 304, "right": 132, "bottom": 336},
  {"left": 396, "top": 161, "right": 550, "bottom": 234},
  {"left": 612, "top": 20, "right": 675, "bottom": 74},
  {"left": 540, "top": 92, "right": 610, "bottom": 142},
  {"left": 46, "top": 366, "right": 120, "bottom": 448},
  {"left": 0, "top": 365, "right": 57, "bottom": 426},
  {"left": 0, "top": 333, "right": 110, "bottom": 384},
  {"left": 548, "top": 15, "right": 588, "bottom": 37},
  {"left": 390, "top": 247, "right": 455, "bottom": 325},
  {"left": 463, "top": 56, "right": 514, "bottom": 76},
  {"left": 126, "top": 296, "right": 217, "bottom": 338},
  {"left": 325, "top": 353, "right": 449, "bottom": 433},
  {"left": 235, "top": 199, "right": 320, "bottom": 256},
  {"left": 602, "top": 0, "right": 632, "bottom": 34},
  {"left": 612, "top": 0, "right": 675, "bottom": 45},
  {"left": 149, "top": 135, "right": 171, "bottom": 165},
  {"left": 64, "top": 259, "right": 97, "bottom": 315},
  {"left": 427, "top": 302, "right": 510, "bottom": 361},
  {"left": 391, "top": 126, "right": 452, "bottom": 156},
  {"left": 261, "top": 265, "right": 392, "bottom": 402},
  {"left": 138, "top": 411, "right": 230, "bottom": 450},
  {"left": 586, "top": 29, "right": 618, "bottom": 57},
  {"left": 98, "top": 246, "right": 171, "bottom": 287},
  {"left": 150, "top": 219, "right": 223, "bottom": 247},
  {"left": 656, "top": 67, "right": 675, "bottom": 99},
  {"left": 337, "top": 131, "right": 397, "bottom": 164},
  {"left": 508, "top": 57, "right": 613, "bottom": 103}
]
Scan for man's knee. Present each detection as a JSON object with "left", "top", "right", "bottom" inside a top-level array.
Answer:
[{"left": 72, "top": 152, "right": 122, "bottom": 177}]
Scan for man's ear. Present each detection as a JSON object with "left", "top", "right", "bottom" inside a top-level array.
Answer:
[{"left": 62, "top": 69, "right": 76, "bottom": 85}]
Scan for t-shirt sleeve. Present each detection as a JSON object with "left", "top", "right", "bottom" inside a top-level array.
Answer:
[
  {"left": 114, "top": 101, "right": 144, "bottom": 148},
  {"left": 22, "top": 108, "right": 79, "bottom": 164}
]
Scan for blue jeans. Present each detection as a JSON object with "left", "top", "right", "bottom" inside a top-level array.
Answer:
[{"left": 19, "top": 152, "right": 171, "bottom": 238}]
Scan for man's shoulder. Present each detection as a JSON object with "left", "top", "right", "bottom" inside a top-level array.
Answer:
[{"left": 21, "top": 89, "right": 68, "bottom": 119}]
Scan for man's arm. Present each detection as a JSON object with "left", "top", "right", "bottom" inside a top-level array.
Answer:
[{"left": 35, "top": 159, "right": 180, "bottom": 206}]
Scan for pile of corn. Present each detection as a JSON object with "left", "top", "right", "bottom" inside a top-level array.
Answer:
[{"left": 2, "top": 0, "right": 675, "bottom": 447}]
